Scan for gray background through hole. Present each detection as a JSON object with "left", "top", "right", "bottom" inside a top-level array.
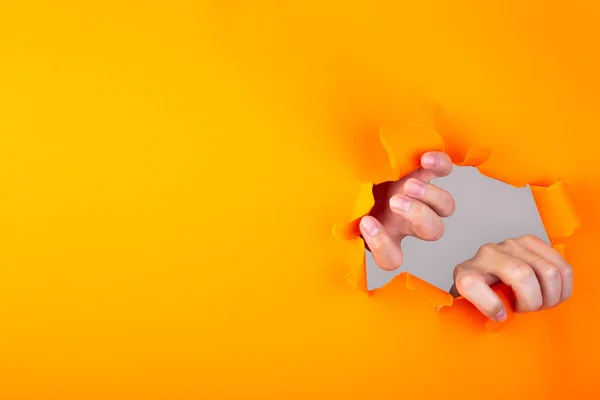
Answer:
[{"left": 366, "top": 165, "right": 551, "bottom": 291}]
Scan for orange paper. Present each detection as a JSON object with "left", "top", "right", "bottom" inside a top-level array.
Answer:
[{"left": 0, "top": 1, "right": 597, "bottom": 399}]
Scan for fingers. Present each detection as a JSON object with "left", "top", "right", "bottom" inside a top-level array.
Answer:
[
  {"left": 471, "top": 243, "right": 543, "bottom": 312},
  {"left": 389, "top": 195, "right": 444, "bottom": 241},
  {"left": 498, "top": 239, "right": 561, "bottom": 309},
  {"left": 359, "top": 216, "right": 403, "bottom": 271},
  {"left": 517, "top": 234, "right": 573, "bottom": 302},
  {"left": 385, "top": 151, "right": 454, "bottom": 240},
  {"left": 362, "top": 151, "right": 455, "bottom": 273},
  {"left": 453, "top": 236, "right": 574, "bottom": 321},
  {"left": 410, "top": 151, "right": 453, "bottom": 183},
  {"left": 453, "top": 265, "right": 506, "bottom": 321},
  {"left": 402, "top": 178, "right": 455, "bottom": 217},
  {"left": 455, "top": 249, "right": 543, "bottom": 317}
]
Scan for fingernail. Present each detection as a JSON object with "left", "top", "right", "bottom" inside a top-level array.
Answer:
[
  {"left": 360, "top": 216, "right": 380, "bottom": 237},
  {"left": 390, "top": 196, "right": 412, "bottom": 212},
  {"left": 422, "top": 154, "right": 439, "bottom": 167},
  {"left": 494, "top": 308, "right": 507, "bottom": 322},
  {"left": 405, "top": 179, "right": 425, "bottom": 197}
]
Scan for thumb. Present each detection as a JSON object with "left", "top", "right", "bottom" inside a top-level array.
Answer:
[{"left": 359, "top": 216, "right": 403, "bottom": 271}]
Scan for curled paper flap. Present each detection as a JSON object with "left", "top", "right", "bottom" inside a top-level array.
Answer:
[
  {"left": 454, "top": 146, "right": 492, "bottom": 167},
  {"left": 333, "top": 121, "right": 581, "bottom": 332},
  {"left": 332, "top": 183, "right": 375, "bottom": 241},
  {"left": 531, "top": 180, "right": 580, "bottom": 240},
  {"left": 379, "top": 123, "right": 444, "bottom": 181},
  {"left": 344, "top": 237, "right": 372, "bottom": 295},
  {"left": 442, "top": 283, "right": 516, "bottom": 332}
]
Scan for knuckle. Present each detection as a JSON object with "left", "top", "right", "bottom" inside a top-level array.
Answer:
[
  {"left": 545, "top": 296, "right": 560, "bottom": 309},
  {"left": 427, "top": 222, "right": 445, "bottom": 241},
  {"left": 368, "top": 237, "right": 385, "bottom": 252},
  {"left": 511, "top": 263, "right": 535, "bottom": 283},
  {"left": 455, "top": 272, "right": 477, "bottom": 293},
  {"left": 505, "top": 238, "right": 519, "bottom": 247},
  {"left": 441, "top": 194, "right": 456, "bottom": 217},
  {"left": 563, "top": 263, "right": 574, "bottom": 280},
  {"left": 385, "top": 248, "right": 404, "bottom": 270},
  {"left": 453, "top": 264, "right": 468, "bottom": 280},
  {"left": 542, "top": 263, "right": 559, "bottom": 281},
  {"left": 372, "top": 243, "right": 403, "bottom": 271},
  {"left": 477, "top": 243, "right": 497, "bottom": 258},
  {"left": 521, "top": 298, "right": 543, "bottom": 313},
  {"left": 447, "top": 204, "right": 456, "bottom": 217},
  {"left": 378, "top": 255, "right": 402, "bottom": 271},
  {"left": 518, "top": 293, "right": 543, "bottom": 312},
  {"left": 413, "top": 216, "right": 444, "bottom": 241},
  {"left": 521, "top": 234, "right": 540, "bottom": 246},
  {"left": 403, "top": 178, "right": 419, "bottom": 192},
  {"left": 500, "top": 238, "right": 520, "bottom": 251},
  {"left": 431, "top": 223, "right": 445, "bottom": 240},
  {"left": 407, "top": 177, "right": 421, "bottom": 186}
]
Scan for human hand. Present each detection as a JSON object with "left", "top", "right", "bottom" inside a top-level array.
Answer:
[
  {"left": 450, "top": 234, "right": 573, "bottom": 322},
  {"left": 359, "top": 151, "right": 455, "bottom": 270}
]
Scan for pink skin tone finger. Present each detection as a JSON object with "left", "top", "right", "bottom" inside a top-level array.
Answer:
[
  {"left": 410, "top": 152, "right": 454, "bottom": 182},
  {"left": 389, "top": 195, "right": 445, "bottom": 241},
  {"left": 401, "top": 178, "right": 455, "bottom": 217},
  {"left": 364, "top": 151, "right": 456, "bottom": 272},
  {"left": 359, "top": 216, "right": 403, "bottom": 271},
  {"left": 453, "top": 266, "right": 507, "bottom": 322},
  {"left": 474, "top": 245, "right": 544, "bottom": 313},
  {"left": 499, "top": 243, "right": 562, "bottom": 309},
  {"left": 452, "top": 236, "right": 575, "bottom": 321},
  {"left": 516, "top": 235, "right": 573, "bottom": 302},
  {"left": 370, "top": 151, "right": 454, "bottom": 239}
]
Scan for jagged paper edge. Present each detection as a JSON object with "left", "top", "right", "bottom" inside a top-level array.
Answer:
[{"left": 331, "top": 122, "right": 580, "bottom": 332}]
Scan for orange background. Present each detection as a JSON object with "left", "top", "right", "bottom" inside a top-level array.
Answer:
[{"left": 0, "top": 1, "right": 598, "bottom": 398}]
